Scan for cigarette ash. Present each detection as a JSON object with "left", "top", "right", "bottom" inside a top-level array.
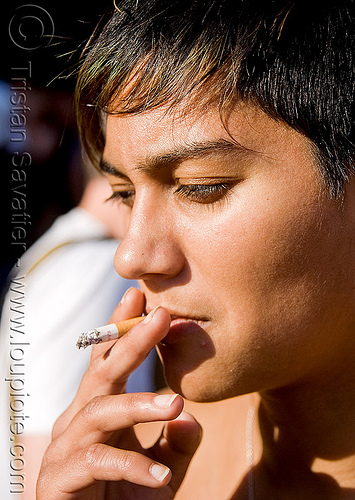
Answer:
[{"left": 76, "top": 329, "right": 102, "bottom": 349}]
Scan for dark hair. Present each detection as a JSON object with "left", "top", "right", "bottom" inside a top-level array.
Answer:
[{"left": 76, "top": 0, "right": 354, "bottom": 197}]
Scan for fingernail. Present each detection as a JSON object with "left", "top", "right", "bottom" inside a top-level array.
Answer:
[
  {"left": 149, "top": 463, "right": 170, "bottom": 482},
  {"left": 154, "top": 393, "right": 178, "bottom": 409},
  {"left": 142, "top": 306, "right": 160, "bottom": 324}
]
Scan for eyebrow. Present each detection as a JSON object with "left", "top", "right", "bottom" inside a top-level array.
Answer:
[
  {"left": 100, "top": 159, "right": 128, "bottom": 178},
  {"left": 100, "top": 138, "right": 258, "bottom": 178}
]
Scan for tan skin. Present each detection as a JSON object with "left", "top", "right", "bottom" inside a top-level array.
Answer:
[{"left": 37, "top": 101, "right": 355, "bottom": 499}]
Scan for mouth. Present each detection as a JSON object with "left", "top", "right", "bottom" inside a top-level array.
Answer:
[
  {"left": 170, "top": 315, "right": 209, "bottom": 327},
  {"left": 146, "top": 308, "right": 211, "bottom": 345}
]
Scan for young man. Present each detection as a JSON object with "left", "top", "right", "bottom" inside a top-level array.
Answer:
[{"left": 37, "top": 1, "right": 355, "bottom": 498}]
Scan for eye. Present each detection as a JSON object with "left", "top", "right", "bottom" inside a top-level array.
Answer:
[
  {"left": 174, "top": 183, "right": 230, "bottom": 203},
  {"left": 106, "top": 189, "right": 135, "bottom": 208}
]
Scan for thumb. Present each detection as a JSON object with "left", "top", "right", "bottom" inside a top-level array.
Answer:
[{"left": 149, "top": 411, "right": 202, "bottom": 494}]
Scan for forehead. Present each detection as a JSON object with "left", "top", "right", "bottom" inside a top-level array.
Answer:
[{"left": 102, "top": 101, "right": 313, "bottom": 171}]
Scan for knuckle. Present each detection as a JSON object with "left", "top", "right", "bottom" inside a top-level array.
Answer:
[
  {"left": 82, "top": 444, "right": 135, "bottom": 478},
  {"left": 124, "top": 391, "right": 141, "bottom": 409},
  {"left": 51, "top": 411, "right": 67, "bottom": 439},
  {"left": 89, "top": 353, "right": 129, "bottom": 386},
  {"left": 116, "top": 449, "right": 136, "bottom": 475},
  {"left": 81, "top": 395, "right": 107, "bottom": 421},
  {"left": 129, "top": 336, "right": 152, "bottom": 360},
  {"left": 83, "top": 442, "right": 105, "bottom": 470},
  {"left": 121, "top": 392, "right": 152, "bottom": 420},
  {"left": 51, "top": 419, "right": 62, "bottom": 440},
  {"left": 88, "top": 355, "right": 105, "bottom": 378},
  {"left": 39, "top": 441, "right": 56, "bottom": 468}
]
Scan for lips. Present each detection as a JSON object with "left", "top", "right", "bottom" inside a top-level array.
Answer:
[
  {"left": 146, "top": 305, "right": 210, "bottom": 344},
  {"left": 170, "top": 315, "right": 208, "bottom": 327},
  {"left": 147, "top": 309, "right": 210, "bottom": 345}
]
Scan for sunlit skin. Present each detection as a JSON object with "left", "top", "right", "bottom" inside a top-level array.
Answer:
[
  {"left": 102, "top": 101, "right": 355, "bottom": 407},
  {"left": 96, "top": 100, "right": 355, "bottom": 496},
  {"left": 36, "top": 100, "right": 355, "bottom": 499}
]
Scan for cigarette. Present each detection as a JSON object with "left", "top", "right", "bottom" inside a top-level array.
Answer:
[{"left": 76, "top": 316, "right": 145, "bottom": 349}]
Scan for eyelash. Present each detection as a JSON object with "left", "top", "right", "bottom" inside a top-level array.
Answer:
[
  {"left": 106, "top": 190, "right": 135, "bottom": 207},
  {"left": 174, "top": 183, "right": 230, "bottom": 203},
  {"left": 106, "top": 183, "right": 231, "bottom": 207}
]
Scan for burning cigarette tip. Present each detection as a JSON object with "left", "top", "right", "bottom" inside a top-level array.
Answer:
[
  {"left": 76, "top": 316, "right": 145, "bottom": 349},
  {"left": 76, "top": 329, "right": 102, "bottom": 349}
]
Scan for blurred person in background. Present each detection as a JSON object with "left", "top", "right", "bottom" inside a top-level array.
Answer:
[
  {"left": 1, "top": 3, "right": 160, "bottom": 498},
  {"left": 0, "top": 159, "right": 159, "bottom": 498}
]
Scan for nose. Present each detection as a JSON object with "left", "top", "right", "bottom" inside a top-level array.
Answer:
[{"left": 114, "top": 192, "right": 185, "bottom": 281}]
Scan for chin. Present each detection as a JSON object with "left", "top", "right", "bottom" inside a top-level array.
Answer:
[
  {"left": 161, "top": 358, "right": 240, "bottom": 403},
  {"left": 157, "top": 338, "right": 263, "bottom": 402},
  {"left": 160, "top": 352, "right": 262, "bottom": 404}
]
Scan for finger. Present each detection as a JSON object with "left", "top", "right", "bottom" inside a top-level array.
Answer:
[
  {"left": 57, "top": 306, "right": 171, "bottom": 432},
  {"left": 90, "top": 287, "right": 145, "bottom": 359},
  {"left": 149, "top": 411, "right": 202, "bottom": 493},
  {"left": 53, "top": 287, "right": 145, "bottom": 435},
  {"left": 52, "top": 393, "right": 183, "bottom": 457},
  {"left": 84, "top": 306, "right": 170, "bottom": 395},
  {"left": 37, "top": 444, "right": 172, "bottom": 499},
  {"left": 111, "top": 286, "right": 145, "bottom": 322}
]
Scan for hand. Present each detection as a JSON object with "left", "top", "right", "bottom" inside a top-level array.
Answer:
[{"left": 36, "top": 288, "right": 202, "bottom": 499}]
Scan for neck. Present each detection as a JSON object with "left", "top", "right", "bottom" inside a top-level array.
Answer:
[{"left": 257, "top": 364, "right": 355, "bottom": 495}]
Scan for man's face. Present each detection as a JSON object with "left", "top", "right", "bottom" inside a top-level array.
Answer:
[{"left": 102, "top": 101, "right": 355, "bottom": 401}]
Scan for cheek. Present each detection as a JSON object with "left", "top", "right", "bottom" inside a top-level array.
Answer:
[
  {"left": 187, "top": 188, "right": 349, "bottom": 350},
  {"left": 188, "top": 193, "right": 325, "bottom": 296},
  {"left": 177, "top": 200, "right": 350, "bottom": 397}
]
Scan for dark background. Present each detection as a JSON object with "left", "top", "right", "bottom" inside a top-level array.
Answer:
[{"left": 0, "top": 1, "right": 113, "bottom": 290}]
